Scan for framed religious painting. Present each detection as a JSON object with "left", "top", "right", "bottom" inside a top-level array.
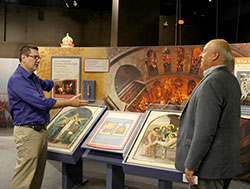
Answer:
[
  {"left": 82, "top": 111, "right": 143, "bottom": 155},
  {"left": 47, "top": 104, "right": 107, "bottom": 154},
  {"left": 126, "top": 109, "right": 181, "bottom": 170}
]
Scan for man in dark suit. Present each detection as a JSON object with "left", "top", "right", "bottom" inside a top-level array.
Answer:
[{"left": 175, "top": 39, "right": 242, "bottom": 189}]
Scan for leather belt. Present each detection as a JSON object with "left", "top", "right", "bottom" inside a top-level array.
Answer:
[{"left": 17, "top": 124, "right": 47, "bottom": 131}]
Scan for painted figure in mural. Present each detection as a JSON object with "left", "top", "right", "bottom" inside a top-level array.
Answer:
[
  {"left": 99, "top": 121, "right": 117, "bottom": 135},
  {"left": 176, "top": 47, "right": 184, "bottom": 72},
  {"left": 0, "top": 101, "right": 6, "bottom": 126},
  {"left": 48, "top": 107, "right": 92, "bottom": 145},
  {"left": 163, "top": 47, "right": 171, "bottom": 73},
  {"left": 140, "top": 123, "right": 179, "bottom": 159},
  {"left": 55, "top": 80, "right": 75, "bottom": 95},
  {"left": 159, "top": 125, "right": 168, "bottom": 141},
  {"left": 147, "top": 127, "right": 161, "bottom": 158},
  {"left": 8, "top": 45, "right": 88, "bottom": 189},
  {"left": 137, "top": 93, "right": 149, "bottom": 112},
  {"left": 190, "top": 48, "right": 202, "bottom": 75},
  {"left": 175, "top": 39, "right": 242, "bottom": 188},
  {"left": 128, "top": 76, "right": 197, "bottom": 112},
  {"left": 113, "top": 123, "right": 128, "bottom": 136},
  {"left": 170, "top": 78, "right": 185, "bottom": 104},
  {"left": 3, "top": 101, "right": 12, "bottom": 127},
  {"left": 187, "top": 80, "right": 196, "bottom": 95},
  {"left": 159, "top": 124, "right": 175, "bottom": 141},
  {"left": 145, "top": 49, "right": 159, "bottom": 77}
]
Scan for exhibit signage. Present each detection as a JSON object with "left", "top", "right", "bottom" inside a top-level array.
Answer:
[
  {"left": 51, "top": 56, "right": 81, "bottom": 98},
  {"left": 84, "top": 58, "right": 110, "bottom": 72},
  {"left": 235, "top": 57, "right": 250, "bottom": 118}
]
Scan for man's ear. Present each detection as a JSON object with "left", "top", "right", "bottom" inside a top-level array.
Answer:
[
  {"left": 212, "top": 52, "right": 219, "bottom": 61},
  {"left": 21, "top": 54, "right": 26, "bottom": 62}
]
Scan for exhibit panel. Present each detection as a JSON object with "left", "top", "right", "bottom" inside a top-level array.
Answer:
[
  {"left": 0, "top": 58, "right": 19, "bottom": 128},
  {"left": 47, "top": 105, "right": 107, "bottom": 154},
  {"left": 126, "top": 109, "right": 181, "bottom": 170},
  {"left": 82, "top": 111, "right": 143, "bottom": 155},
  {"left": 51, "top": 56, "right": 81, "bottom": 99},
  {"left": 83, "top": 80, "right": 96, "bottom": 102},
  {"left": 235, "top": 57, "right": 250, "bottom": 118},
  {"left": 36, "top": 44, "right": 250, "bottom": 183}
]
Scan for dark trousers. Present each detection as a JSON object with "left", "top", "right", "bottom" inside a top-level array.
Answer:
[{"left": 190, "top": 178, "right": 231, "bottom": 189}]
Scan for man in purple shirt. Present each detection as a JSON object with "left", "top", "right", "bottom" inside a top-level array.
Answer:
[{"left": 8, "top": 45, "right": 88, "bottom": 189}]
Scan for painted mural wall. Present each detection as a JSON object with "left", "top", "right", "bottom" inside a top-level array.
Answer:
[
  {"left": 36, "top": 44, "right": 250, "bottom": 182},
  {"left": 0, "top": 44, "right": 249, "bottom": 182}
]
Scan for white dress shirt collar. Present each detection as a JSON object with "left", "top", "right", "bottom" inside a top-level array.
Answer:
[{"left": 203, "top": 65, "right": 227, "bottom": 77}]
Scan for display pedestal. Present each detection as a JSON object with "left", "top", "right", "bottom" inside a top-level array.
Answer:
[
  {"left": 107, "top": 164, "right": 124, "bottom": 189},
  {"left": 62, "top": 160, "right": 83, "bottom": 189},
  {"left": 47, "top": 149, "right": 86, "bottom": 189},
  {"left": 123, "top": 163, "right": 184, "bottom": 189},
  {"left": 82, "top": 149, "right": 125, "bottom": 189},
  {"left": 158, "top": 179, "right": 172, "bottom": 189}
]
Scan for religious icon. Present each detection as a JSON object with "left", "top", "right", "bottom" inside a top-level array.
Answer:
[
  {"left": 84, "top": 111, "right": 142, "bottom": 151},
  {"left": 190, "top": 48, "right": 202, "bottom": 75},
  {"left": 126, "top": 110, "right": 181, "bottom": 170},
  {"left": 98, "top": 121, "right": 117, "bottom": 135},
  {"left": 176, "top": 47, "right": 184, "bottom": 72},
  {"left": 54, "top": 79, "right": 77, "bottom": 98},
  {"left": 48, "top": 107, "right": 92, "bottom": 146},
  {"left": 47, "top": 105, "right": 106, "bottom": 154}
]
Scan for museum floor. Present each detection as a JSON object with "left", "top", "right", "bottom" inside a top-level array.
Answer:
[{"left": 1, "top": 128, "right": 249, "bottom": 189}]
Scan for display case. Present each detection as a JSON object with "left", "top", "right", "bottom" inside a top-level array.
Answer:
[
  {"left": 125, "top": 109, "right": 181, "bottom": 170},
  {"left": 47, "top": 104, "right": 107, "bottom": 163},
  {"left": 82, "top": 110, "right": 143, "bottom": 157}
]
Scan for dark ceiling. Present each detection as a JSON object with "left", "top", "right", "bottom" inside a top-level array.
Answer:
[
  {"left": 3, "top": 0, "right": 113, "bottom": 10},
  {"left": 1, "top": 0, "right": 250, "bottom": 43},
  {"left": 3, "top": 0, "right": 250, "bottom": 19}
]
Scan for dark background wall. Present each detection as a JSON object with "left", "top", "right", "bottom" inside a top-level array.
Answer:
[
  {"left": 1, "top": 0, "right": 250, "bottom": 58},
  {"left": 118, "top": 0, "right": 160, "bottom": 46},
  {"left": 0, "top": 4, "right": 111, "bottom": 58}
]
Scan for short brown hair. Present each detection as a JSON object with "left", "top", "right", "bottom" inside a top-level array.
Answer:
[{"left": 19, "top": 45, "right": 38, "bottom": 62}]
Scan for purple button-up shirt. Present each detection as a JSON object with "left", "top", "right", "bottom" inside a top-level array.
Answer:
[{"left": 8, "top": 65, "right": 56, "bottom": 125}]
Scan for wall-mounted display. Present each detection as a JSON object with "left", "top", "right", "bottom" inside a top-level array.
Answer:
[
  {"left": 83, "top": 80, "right": 96, "bottom": 102},
  {"left": 51, "top": 56, "right": 81, "bottom": 98},
  {"left": 0, "top": 58, "right": 19, "bottom": 128},
  {"left": 235, "top": 57, "right": 250, "bottom": 118},
  {"left": 126, "top": 109, "right": 181, "bottom": 170},
  {"left": 38, "top": 44, "right": 250, "bottom": 183},
  {"left": 47, "top": 105, "right": 106, "bottom": 154},
  {"left": 84, "top": 58, "right": 110, "bottom": 72},
  {"left": 83, "top": 111, "right": 142, "bottom": 154}
]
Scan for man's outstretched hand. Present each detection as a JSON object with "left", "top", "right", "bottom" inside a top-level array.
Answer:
[{"left": 70, "top": 94, "right": 88, "bottom": 107}]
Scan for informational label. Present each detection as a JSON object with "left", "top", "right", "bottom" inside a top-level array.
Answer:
[
  {"left": 84, "top": 58, "right": 109, "bottom": 72},
  {"left": 51, "top": 57, "right": 81, "bottom": 98},
  {"left": 235, "top": 57, "right": 250, "bottom": 118}
]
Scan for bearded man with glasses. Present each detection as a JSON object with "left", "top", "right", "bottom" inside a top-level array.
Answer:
[{"left": 8, "top": 45, "right": 88, "bottom": 189}]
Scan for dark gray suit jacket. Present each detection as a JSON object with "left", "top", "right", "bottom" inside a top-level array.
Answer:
[{"left": 175, "top": 66, "right": 242, "bottom": 179}]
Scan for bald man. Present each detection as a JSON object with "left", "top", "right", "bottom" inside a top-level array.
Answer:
[{"left": 175, "top": 39, "right": 242, "bottom": 189}]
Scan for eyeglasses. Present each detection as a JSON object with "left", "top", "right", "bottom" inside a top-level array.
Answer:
[{"left": 27, "top": 54, "right": 42, "bottom": 60}]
